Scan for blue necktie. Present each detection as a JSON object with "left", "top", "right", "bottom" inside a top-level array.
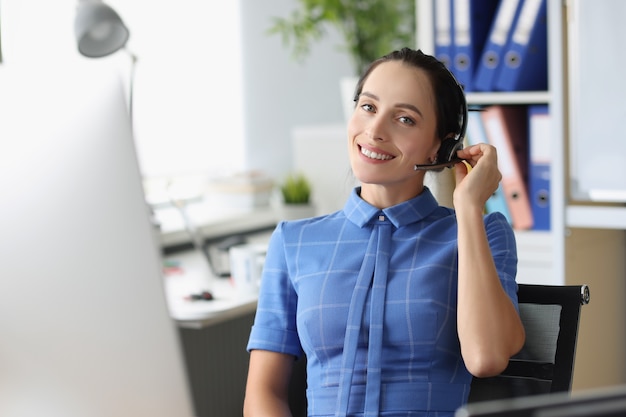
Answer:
[{"left": 336, "top": 215, "right": 392, "bottom": 417}]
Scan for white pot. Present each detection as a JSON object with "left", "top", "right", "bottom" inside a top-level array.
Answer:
[
  {"left": 277, "top": 203, "right": 317, "bottom": 221},
  {"left": 340, "top": 76, "right": 359, "bottom": 122}
]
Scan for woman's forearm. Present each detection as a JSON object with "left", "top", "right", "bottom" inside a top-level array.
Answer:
[{"left": 244, "top": 350, "right": 295, "bottom": 417}]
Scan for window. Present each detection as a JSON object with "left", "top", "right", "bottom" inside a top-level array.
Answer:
[{"left": 0, "top": 0, "right": 244, "bottom": 181}]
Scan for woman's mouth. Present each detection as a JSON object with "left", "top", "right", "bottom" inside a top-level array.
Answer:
[{"left": 360, "top": 146, "right": 394, "bottom": 161}]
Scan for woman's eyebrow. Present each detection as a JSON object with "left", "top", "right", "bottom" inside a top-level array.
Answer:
[
  {"left": 397, "top": 102, "right": 423, "bottom": 118},
  {"left": 359, "top": 91, "right": 379, "bottom": 101},
  {"left": 359, "top": 91, "right": 424, "bottom": 118}
]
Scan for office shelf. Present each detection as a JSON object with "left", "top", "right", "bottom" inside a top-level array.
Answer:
[{"left": 417, "top": 0, "right": 626, "bottom": 390}]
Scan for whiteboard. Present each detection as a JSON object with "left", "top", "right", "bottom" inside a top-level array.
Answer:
[{"left": 568, "top": 0, "right": 626, "bottom": 202}]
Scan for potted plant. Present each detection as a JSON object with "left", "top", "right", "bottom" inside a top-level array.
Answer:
[
  {"left": 268, "top": 0, "right": 416, "bottom": 76},
  {"left": 278, "top": 172, "right": 315, "bottom": 220},
  {"left": 281, "top": 172, "right": 311, "bottom": 204}
]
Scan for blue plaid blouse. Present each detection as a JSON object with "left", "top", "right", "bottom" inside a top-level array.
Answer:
[{"left": 247, "top": 187, "right": 518, "bottom": 416}]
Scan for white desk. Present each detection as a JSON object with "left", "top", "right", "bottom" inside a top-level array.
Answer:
[
  {"left": 163, "top": 249, "right": 258, "bottom": 329},
  {"left": 157, "top": 213, "right": 274, "bottom": 416},
  {"left": 167, "top": 249, "right": 260, "bottom": 416}
]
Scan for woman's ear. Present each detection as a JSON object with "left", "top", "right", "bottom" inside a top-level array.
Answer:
[{"left": 430, "top": 135, "right": 444, "bottom": 163}]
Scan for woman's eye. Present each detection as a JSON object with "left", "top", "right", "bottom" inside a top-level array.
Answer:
[
  {"left": 360, "top": 103, "right": 375, "bottom": 112},
  {"left": 399, "top": 116, "right": 416, "bottom": 126}
]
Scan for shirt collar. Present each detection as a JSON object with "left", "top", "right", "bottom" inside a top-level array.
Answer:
[{"left": 342, "top": 186, "right": 441, "bottom": 228}]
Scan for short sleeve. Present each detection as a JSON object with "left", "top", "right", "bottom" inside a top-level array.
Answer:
[
  {"left": 484, "top": 212, "right": 519, "bottom": 309},
  {"left": 246, "top": 222, "right": 303, "bottom": 357}
]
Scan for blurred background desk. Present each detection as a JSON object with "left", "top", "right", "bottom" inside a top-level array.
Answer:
[
  {"left": 163, "top": 225, "right": 271, "bottom": 417},
  {"left": 164, "top": 250, "right": 258, "bottom": 328}
]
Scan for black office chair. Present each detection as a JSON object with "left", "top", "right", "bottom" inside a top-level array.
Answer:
[{"left": 468, "top": 283, "right": 591, "bottom": 403}]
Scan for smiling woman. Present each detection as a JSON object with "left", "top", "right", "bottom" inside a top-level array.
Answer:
[{"left": 244, "top": 48, "right": 525, "bottom": 417}]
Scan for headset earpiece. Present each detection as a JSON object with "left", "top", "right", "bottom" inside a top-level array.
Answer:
[
  {"left": 437, "top": 72, "right": 468, "bottom": 165},
  {"left": 436, "top": 136, "right": 464, "bottom": 164}
]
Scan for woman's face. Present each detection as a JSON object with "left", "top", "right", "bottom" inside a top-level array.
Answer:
[{"left": 348, "top": 61, "right": 440, "bottom": 196}]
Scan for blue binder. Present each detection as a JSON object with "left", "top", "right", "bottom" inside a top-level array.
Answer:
[
  {"left": 433, "top": 0, "right": 454, "bottom": 70},
  {"left": 465, "top": 111, "right": 512, "bottom": 224},
  {"left": 528, "top": 104, "right": 551, "bottom": 230},
  {"left": 473, "top": 0, "right": 524, "bottom": 92},
  {"left": 495, "top": 0, "right": 548, "bottom": 91},
  {"left": 451, "top": 0, "right": 499, "bottom": 91}
]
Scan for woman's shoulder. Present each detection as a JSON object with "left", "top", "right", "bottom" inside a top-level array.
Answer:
[
  {"left": 483, "top": 211, "right": 515, "bottom": 231},
  {"left": 277, "top": 209, "right": 345, "bottom": 231},
  {"left": 482, "top": 211, "right": 517, "bottom": 248}
]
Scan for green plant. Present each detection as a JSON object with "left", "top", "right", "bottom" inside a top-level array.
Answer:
[
  {"left": 280, "top": 173, "right": 312, "bottom": 204},
  {"left": 268, "top": 0, "right": 416, "bottom": 75}
]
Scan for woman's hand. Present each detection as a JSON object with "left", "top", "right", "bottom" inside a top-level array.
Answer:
[{"left": 452, "top": 143, "right": 502, "bottom": 211}]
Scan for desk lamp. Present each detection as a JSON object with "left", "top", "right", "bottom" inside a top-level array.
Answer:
[
  {"left": 74, "top": 0, "right": 137, "bottom": 122},
  {"left": 74, "top": 1, "right": 219, "bottom": 287},
  {"left": 75, "top": 0, "right": 128, "bottom": 58}
]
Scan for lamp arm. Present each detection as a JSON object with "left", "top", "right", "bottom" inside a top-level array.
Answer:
[{"left": 124, "top": 47, "right": 138, "bottom": 133}]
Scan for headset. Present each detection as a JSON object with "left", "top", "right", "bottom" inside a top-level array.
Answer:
[{"left": 414, "top": 67, "right": 468, "bottom": 171}]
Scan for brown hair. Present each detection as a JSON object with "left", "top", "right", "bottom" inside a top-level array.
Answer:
[{"left": 353, "top": 47, "right": 465, "bottom": 143}]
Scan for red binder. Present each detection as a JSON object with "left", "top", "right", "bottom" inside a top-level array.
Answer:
[{"left": 481, "top": 105, "right": 533, "bottom": 230}]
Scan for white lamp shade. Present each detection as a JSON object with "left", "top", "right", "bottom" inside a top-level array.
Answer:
[{"left": 75, "top": 1, "right": 129, "bottom": 58}]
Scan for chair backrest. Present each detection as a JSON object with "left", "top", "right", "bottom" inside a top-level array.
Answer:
[{"left": 468, "top": 283, "right": 590, "bottom": 403}]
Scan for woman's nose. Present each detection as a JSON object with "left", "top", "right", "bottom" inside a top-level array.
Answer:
[{"left": 366, "top": 116, "right": 388, "bottom": 141}]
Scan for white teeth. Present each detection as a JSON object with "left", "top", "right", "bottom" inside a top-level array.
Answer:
[{"left": 361, "top": 147, "right": 393, "bottom": 160}]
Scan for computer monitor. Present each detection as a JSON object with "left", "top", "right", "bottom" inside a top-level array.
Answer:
[
  {"left": 0, "top": 64, "right": 195, "bottom": 417},
  {"left": 455, "top": 385, "right": 626, "bottom": 417}
]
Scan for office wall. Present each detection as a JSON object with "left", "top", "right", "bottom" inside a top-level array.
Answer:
[
  {"left": 566, "top": 228, "right": 626, "bottom": 390},
  {"left": 239, "top": 0, "right": 353, "bottom": 181}
]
